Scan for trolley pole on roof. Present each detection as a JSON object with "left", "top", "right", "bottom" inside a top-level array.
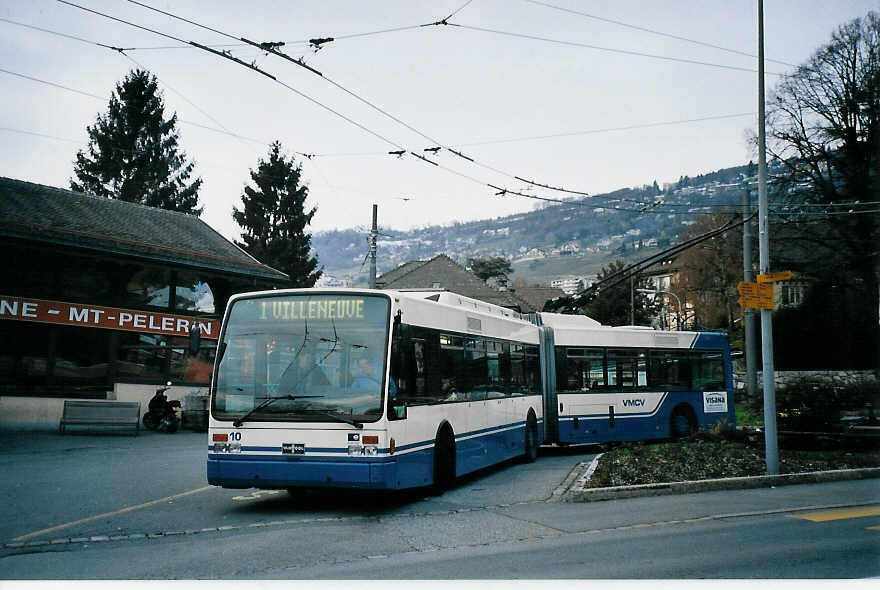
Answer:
[
  {"left": 368, "top": 204, "right": 378, "bottom": 289},
  {"left": 757, "top": 0, "right": 779, "bottom": 475}
]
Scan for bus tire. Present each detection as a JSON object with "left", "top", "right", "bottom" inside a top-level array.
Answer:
[
  {"left": 432, "top": 424, "right": 456, "bottom": 492},
  {"left": 522, "top": 413, "right": 538, "bottom": 463},
  {"left": 670, "top": 404, "right": 697, "bottom": 439}
]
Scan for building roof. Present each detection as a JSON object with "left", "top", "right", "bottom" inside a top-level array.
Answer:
[
  {"left": 377, "top": 254, "right": 535, "bottom": 312},
  {"left": 0, "top": 176, "right": 288, "bottom": 282}
]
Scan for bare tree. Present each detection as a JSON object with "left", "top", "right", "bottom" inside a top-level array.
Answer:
[
  {"left": 676, "top": 212, "right": 745, "bottom": 332},
  {"left": 767, "top": 11, "right": 879, "bottom": 370}
]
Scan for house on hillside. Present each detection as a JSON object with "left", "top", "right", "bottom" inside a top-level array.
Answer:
[
  {"left": 641, "top": 256, "right": 694, "bottom": 330},
  {"left": 376, "top": 254, "right": 534, "bottom": 313}
]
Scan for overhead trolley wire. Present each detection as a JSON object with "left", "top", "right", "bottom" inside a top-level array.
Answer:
[
  {"left": 523, "top": 0, "right": 797, "bottom": 68},
  {"left": 453, "top": 112, "right": 756, "bottom": 147},
  {"left": 448, "top": 23, "right": 783, "bottom": 75},
  {"left": 549, "top": 213, "right": 755, "bottom": 311},
  {"left": 120, "top": 0, "right": 601, "bottom": 200},
  {"left": 117, "top": 0, "right": 777, "bottom": 200},
  {"left": 49, "top": 1, "right": 773, "bottom": 217},
  {"left": 0, "top": 67, "right": 107, "bottom": 101},
  {"left": 55, "top": 0, "right": 407, "bottom": 152}
]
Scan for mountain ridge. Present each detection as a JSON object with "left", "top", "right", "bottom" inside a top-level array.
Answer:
[{"left": 312, "top": 161, "right": 757, "bottom": 287}]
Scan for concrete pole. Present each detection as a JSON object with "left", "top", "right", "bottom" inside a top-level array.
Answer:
[
  {"left": 757, "top": 0, "right": 779, "bottom": 475},
  {"left": 630, "top": 275, "right": 635, "bottom": 325},
  {"left": 368, "top": 204, "right": 378, "bottom": 289},
  {"left": 743, "top": 188, "right": 758, "bottom": 403}
]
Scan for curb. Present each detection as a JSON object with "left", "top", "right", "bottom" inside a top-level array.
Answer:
[{"left": 561, "top": 466, "right": 880, "bottom": 502}]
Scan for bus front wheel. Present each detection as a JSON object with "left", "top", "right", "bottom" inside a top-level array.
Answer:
[
  {"left": 670, "top": 405, "right": 697, "bottom": 439},
  {"left": 432, "top": 425, "right": 456, "bottom": 492}
]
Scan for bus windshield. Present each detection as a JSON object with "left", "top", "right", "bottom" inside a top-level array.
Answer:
[{"left": 212, "top": 293, "right": 391, "bottom": 424}]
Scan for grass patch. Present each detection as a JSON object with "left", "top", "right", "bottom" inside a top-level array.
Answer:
[
  {"left": 735, "top": 403, "right": 763, "bottom": 428},
  {"left": 588, "top": 436, "right": 879, "bottom": 488}
]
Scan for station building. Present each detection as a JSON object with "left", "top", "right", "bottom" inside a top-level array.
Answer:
[{"left": 0, "top": 177, "right": 288, "bottom": 430}]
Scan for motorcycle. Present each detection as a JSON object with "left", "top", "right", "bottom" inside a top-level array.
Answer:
[{"left": 142, "top": 382, "right": 182, "bottom": 433}]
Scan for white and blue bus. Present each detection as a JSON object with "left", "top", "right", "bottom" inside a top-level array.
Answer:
[{"left": 207, "top": 288, "right": 734, "bottom": 491}]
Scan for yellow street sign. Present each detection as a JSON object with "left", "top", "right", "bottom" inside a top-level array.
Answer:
[
  {"left": 757, "top": 271, "right": 794, "bottom": 283},
  {"left": 737, "top": 281, "right": 773, "bottom": 298},
  {"left": 738, "top": 295, "right": 775, "bottom": 310}
]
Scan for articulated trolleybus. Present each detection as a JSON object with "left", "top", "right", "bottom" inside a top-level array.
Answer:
[{"left": 207, "top": 288, "right": 734, "bottom": 492}]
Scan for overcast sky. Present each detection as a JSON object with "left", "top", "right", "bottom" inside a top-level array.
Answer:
[{"left": 1, "top": 0, "right": 875, "bottom": 241}]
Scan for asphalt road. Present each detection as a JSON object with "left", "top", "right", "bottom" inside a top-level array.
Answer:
[{"left": 1, "top": 430, "right": 878, "bottom": 579}]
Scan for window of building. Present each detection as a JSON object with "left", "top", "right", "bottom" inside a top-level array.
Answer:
[
  {"left": 175, "top": 271, "right": 216, "bottom": 314},
  {"left": 126, "top": 267, "right": 171, "bottom": 309}
]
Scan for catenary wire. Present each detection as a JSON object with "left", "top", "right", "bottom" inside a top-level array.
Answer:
[
  {"left": 448, "top": 23, "right": 783, "bottom": 75},
  {"left": 118, "top": 0, "right": 602, "bottom": 199},
  {"left": 523, "top": 0, "right": 797, "bottom": 68},
  {"left": 40, "top": 2, "right": 797, "bottom": 214}
]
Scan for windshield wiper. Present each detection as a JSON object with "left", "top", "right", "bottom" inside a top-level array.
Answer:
[
  {"left": 301, "top": 409, "right": 363, "bottom": 429},
  {"left": 232, "top": 394, "right": 324, "bottom": 427}
]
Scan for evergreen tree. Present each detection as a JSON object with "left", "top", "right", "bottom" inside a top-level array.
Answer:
[
  {"left": 233, "top": 141, "right": 322, "bottom": 287},
  {"left": 468, "top": 256, "right": 513, "bottom": 286},
  {"left": 70, "top": 69, "right": 202, "bottom": 215}
]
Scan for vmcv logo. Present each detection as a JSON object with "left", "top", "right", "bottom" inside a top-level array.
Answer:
[{"left": 623, "top": 399, "right": 646, "bottom": 407}]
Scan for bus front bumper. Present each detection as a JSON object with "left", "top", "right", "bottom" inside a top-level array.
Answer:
[{"left": 207, "top": 455, "right": 397, "bottom": 490}]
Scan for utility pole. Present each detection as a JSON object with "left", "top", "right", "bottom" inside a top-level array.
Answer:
[
  {"left": 630, "top": 275, "right": 635, "bottom": 325},
  {"left": 743, "top": 187, "right": 758, "bottom": 404},
  {"left": 368, "top": 204, "right": 378, "bottom": 289},
  {"left": 757, "top": 0, "right": 779, "bottom": 475}
]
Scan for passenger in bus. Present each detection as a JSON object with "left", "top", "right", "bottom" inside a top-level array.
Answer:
[{"left": 351, "top": 357, "right": 379, "bottom": 391}]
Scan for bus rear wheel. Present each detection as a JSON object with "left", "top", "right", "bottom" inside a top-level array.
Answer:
[{"left": 522, "top": 414, "right": 538, "bottom": 463}]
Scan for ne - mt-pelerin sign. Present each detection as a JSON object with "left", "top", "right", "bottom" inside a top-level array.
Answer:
[{"left": 0, "top": 295, "right": 218, "bottom": 339}]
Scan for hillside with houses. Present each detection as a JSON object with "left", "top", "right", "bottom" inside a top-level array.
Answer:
[{"left": 313, "top": 162, "right": 759, "bottom": 289}]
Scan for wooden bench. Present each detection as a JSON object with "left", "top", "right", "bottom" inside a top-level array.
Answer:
[{"left": 59, "top": 400, "right": 141, "bottom": 435}]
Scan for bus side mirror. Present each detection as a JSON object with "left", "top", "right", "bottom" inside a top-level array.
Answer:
[{"left": 189, "top": 324, "right": 201, "bottom": 356}]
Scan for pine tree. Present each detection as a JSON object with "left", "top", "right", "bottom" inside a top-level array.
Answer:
[
  {"left": 233, "top": 141, "right": 322, "bottom": 287},
  {"left": 70, "top": 69, "right": 202, "bottom": 215}
]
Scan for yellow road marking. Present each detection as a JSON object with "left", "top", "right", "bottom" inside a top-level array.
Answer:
[
  {"left": 11, "top": 486, "right": 214, "bottom": 542},
  {"left": 790, "top": 506, "right": 880, "bottom": 523}
]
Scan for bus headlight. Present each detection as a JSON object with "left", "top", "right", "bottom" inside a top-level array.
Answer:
[
  {"left": 364, "top": 445, "right": 378, "bottom": 456},
  {"left": 348, "top": 444, "right": 363, "bottom": 456}
]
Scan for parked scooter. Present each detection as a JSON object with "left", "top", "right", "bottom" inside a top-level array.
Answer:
[{"left": 143, "top": 382, "right": 181, "bottom": 433}]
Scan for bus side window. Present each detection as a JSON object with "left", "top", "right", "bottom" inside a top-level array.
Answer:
[
  {"left": 510, "top": 344, "right": 526, "bottom": 396},
  {"left": 648, "top": 350, "right": 691, "bottom": 390},
  {"left": 692, "top": 351, "right": 725, "bottom": 390},
  {"left": 412, "top": 339, "right": 426, "bottom": 396}
]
